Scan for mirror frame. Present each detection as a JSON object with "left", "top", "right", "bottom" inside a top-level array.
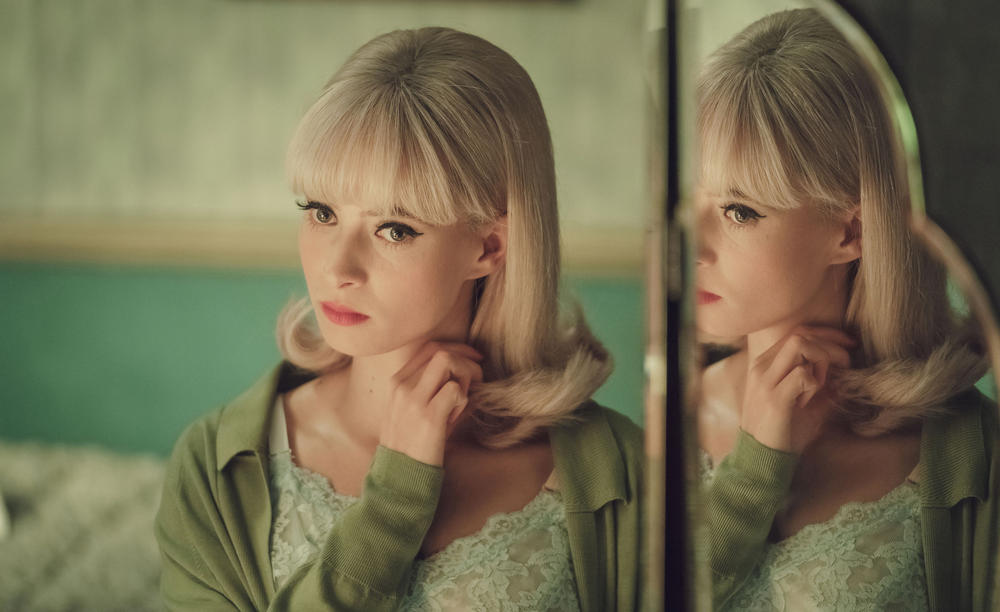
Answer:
[{"left": 653, "top": 1, "right": 1000, "bottom": 609}]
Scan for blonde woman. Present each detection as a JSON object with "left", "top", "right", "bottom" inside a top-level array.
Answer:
[
  {"left": 154, "top": 28, "right": 643, "bottom": 611},
  {"left": 696, "top": 9, "right": 996, "bottom": 611}
]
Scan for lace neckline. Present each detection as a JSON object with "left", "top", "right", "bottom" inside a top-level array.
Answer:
[
  {"left": 726, "top": 477, "right": 927, "bottom": 611},
  {"left": 270, "top": 393, "right": 563, "bottom": 563},
  {"left": 701, "top": 448, "right": 922, "bottom": 549},
  {"left": 769, "top": 479, "right": 919, "bottom": 550},
  {"left": 271, "top": 449, "right": 562, "bottom": 563}
]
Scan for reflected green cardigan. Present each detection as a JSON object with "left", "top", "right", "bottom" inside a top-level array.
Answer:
[
  {"left": 709, "top": 389, "right": 1000, "bottom": 611},
  {"left": 155, "top": 363, "right": 644, "bottom": 611}
]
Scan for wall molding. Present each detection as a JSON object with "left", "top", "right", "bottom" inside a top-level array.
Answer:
[{"left": 0, "top": 218, "right": 643, "bottom": 277}]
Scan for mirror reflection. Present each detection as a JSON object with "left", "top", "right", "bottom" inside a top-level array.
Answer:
[{"left": 689, "top": 5, "right": 998, "bottom": 611}]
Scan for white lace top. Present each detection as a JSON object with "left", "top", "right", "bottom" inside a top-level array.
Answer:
[
  {"left": 704, "top": 455, "right": 930, "bottom": 611},
  {"left": 267, "top": 398, "right": 581, "bottom": 611}
]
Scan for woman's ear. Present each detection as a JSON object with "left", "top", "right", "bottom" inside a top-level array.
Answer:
[
  {"left": 467, "top": 216, "right": 508, "bottom": 279},
  {"left": 830, "top": 208, "right": 862, "bottom": 265}
]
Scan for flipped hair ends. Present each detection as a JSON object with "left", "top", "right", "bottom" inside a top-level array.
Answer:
[
  {"left": 277, "top": 27, "right": 611, "bottom": 448},
  {"left": 698, "top": 9, "right": 988, "bottom": 434}
]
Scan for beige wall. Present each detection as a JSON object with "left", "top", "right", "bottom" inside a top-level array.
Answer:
[{"left": 1, "top": 0, "right": 651, "bottom": 272}]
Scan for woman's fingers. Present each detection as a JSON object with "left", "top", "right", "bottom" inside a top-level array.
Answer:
[
  {"left": 796, "top": 325, "right": 856, "bottom": 346},
  {"left": 411, "top": 349, "right": 483, "bottom": 410},
  {"left": 773, "top": 362, "right": 820, "bottom": 409},
  {"left": 796, "top": 328, "right": 853, "bottom": 368},
  {"left": 392, "top": 341, "right": 483, "bottom": 385},
  {"left": 778, "top": 362, "right": 835, "bottom": 435},
  {"left": 754, "top": 329, "right": 853, "bottom": 388},
  {"left": 740, "top": 326, "right": 855, "bottom": 454},
  {"left": 758, "top": 336, "right": 827, "bottom": 388},
  {"left": 379, "top": 342, "right": 484, "bottom": 466}
]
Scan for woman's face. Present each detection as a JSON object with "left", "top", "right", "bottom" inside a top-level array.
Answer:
[
  {"left": 297, "top": 198, "right": 492, "bottom": 358},
  {"left": 695, "top": 188, "right": 857, "bottom": 339}
]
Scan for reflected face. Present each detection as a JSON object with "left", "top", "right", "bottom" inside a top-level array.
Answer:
[
  {"left": 695, "top": 189, "right": 848, "bottom": 339},
  {"left": 297, "top": 199, "right": 485, "bottom": 357}
]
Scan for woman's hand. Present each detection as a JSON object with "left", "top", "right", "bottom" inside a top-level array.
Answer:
[
  {"left": 740, "top": 326, "right": 854, "bottom": 454},
  {"left": 378, "top": 342, "right": 484, "bottom": 467}
]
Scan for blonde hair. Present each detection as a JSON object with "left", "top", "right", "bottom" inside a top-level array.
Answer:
[
  {"left": 698, "top": 9, "right": 987, "bottom": 433},
  {"left": 277, "top": 27, "right": 611, "bottom": 447}
]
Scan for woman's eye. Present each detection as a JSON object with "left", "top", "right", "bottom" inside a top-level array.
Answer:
[
  {"left": 296, "top": 201, "right": 336, "bottom": 225},
  {"left": 721, "top": 203, "right": 764, "bottom": 225},
  {"left": 375, "top": 222, "right": 422, "bottom": 244}
]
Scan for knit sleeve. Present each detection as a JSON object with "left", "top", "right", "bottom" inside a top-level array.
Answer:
[
  {"left": 707, "top": 429, "right": 798, "bottom": 608},
  {"left": 156, "top": 427, "right": 443, "bottom": 612},
  {"left": 269, "top": 445, "right": 443, "bottom": 611}
]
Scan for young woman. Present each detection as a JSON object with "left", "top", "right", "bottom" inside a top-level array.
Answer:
[
  {"left": 695, "top": 9, "right": 996, "bottom": 611},
  {"left": 154, "top": 27, "right": 643, "bottom": 612}
]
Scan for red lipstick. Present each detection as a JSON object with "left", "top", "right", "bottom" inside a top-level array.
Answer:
[
  {"left": 696, "top": 290, "right": 722, "bottom": 305},
  {"left": 321, "top": 302, "right": 369, "bottom": 326}
]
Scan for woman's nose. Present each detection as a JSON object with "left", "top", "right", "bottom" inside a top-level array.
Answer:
[{"left": 325, "top": 228, "right": 368, "bottom": 288}]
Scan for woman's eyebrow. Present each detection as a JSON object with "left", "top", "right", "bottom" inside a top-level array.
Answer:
[{"left": 363, "top": 206, "right": 416, "bottom": 219}]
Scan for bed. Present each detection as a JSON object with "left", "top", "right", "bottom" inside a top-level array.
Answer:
[{"left": 0, "top": 441, "right": 164, "bottom": 611}]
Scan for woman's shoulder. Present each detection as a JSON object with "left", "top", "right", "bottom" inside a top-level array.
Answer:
[
  {"left": 568, "top": 401, "right": 643, "bottom": 453},
  {"left": 926, "top": 385, "right": 998, "bottom": 439},
  {"left": 550, "top": 401, "right": 644, "bottom": 506},
  {"left": 917, "top": 385, "right": 998, "bottom": 508},
  {"left": 946, "top": 385, "right": 999, "bottom": 453}
]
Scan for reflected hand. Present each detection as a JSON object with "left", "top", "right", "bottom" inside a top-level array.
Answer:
[
  {"left": 740, "top": 326, "right": 854, "bottom": 454},
  {"left": 379, "top": 341, "right": 484, "bottom": 466}
]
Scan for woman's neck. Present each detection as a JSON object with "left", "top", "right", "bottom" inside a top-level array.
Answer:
[
  {"left": 311, "top": 283, "right": 478, "bottom": 450},
  {"left": 745, "top": 265, "right": 853, "bottom": 368}
]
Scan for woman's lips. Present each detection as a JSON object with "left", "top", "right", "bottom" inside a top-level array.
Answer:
[
  {"left": 696, "top": 290, "right": 722, "bottom": 305},
  {"left": 321, "top": 302, "right": 370, "bottom": 326}
]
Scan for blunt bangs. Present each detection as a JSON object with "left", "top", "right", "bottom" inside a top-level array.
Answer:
[
  {"left": 698, "top": 50, "right": 860, "bottom": 217},
  {"left": 698, "top": 86, "right": 800, "bottom": 210},
  {"left": 286, "top": 78, "right": 505, "bottom": 227}
]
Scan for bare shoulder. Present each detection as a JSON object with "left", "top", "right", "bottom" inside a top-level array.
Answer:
[
  {"left": 699, "top": 351, "right": 745, "bottom": 463},
  {"left": 283, "top": 369, "right": 356, "bottom": 445}
]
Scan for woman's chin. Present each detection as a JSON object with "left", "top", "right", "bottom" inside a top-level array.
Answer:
[
  {"left": 696, "top": 328, "right": 745, "bottom": 346},
  {"left": 316, "top": 332, "right": 383, "bottom": 359},
  {"left": 319, "top": 332, "right": 429, "bottom": 362},
  {"left": 694, "top": 314, "right": 747, "bottom": 344}
]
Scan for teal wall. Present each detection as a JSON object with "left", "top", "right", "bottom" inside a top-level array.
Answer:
[{"left": 0, "top": 263, "right": 644, "bottom": 456}]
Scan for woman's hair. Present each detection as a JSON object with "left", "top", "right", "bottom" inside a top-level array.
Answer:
[
  {"left": 698, "top": 9, "right": 988, "bottom": 433},
  {"left": 277, "top": 27, "right": 611, "bottom": 447}
]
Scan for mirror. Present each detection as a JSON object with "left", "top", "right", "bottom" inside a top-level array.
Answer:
[{"left": 675, "top": 1, "right": 1000, "bottom": 610}]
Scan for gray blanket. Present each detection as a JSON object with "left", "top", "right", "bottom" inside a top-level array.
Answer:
[{"left": 0, "top": 441, "right": 165, "bottom": 612}]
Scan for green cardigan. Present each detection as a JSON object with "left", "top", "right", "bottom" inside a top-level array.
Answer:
[
  {"left": 155, "top": 364, "right": 644, "bottom": 611},
  {"left": 709, "top": 388, "right": 999, "bottom": 611}
]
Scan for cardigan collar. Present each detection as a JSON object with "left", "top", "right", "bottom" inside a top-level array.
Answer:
[
  {"left": 549, "top": 403, "right": 630, "bottom": 512},
  {"left": 215, "top": 363, "right": 310, "bottom": 471},
  {"left": 917, "top": 388, "right": 995, "bottom": 508},
  {"left": 214, "top": 363, "right": 630, "bottom": 513}
]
